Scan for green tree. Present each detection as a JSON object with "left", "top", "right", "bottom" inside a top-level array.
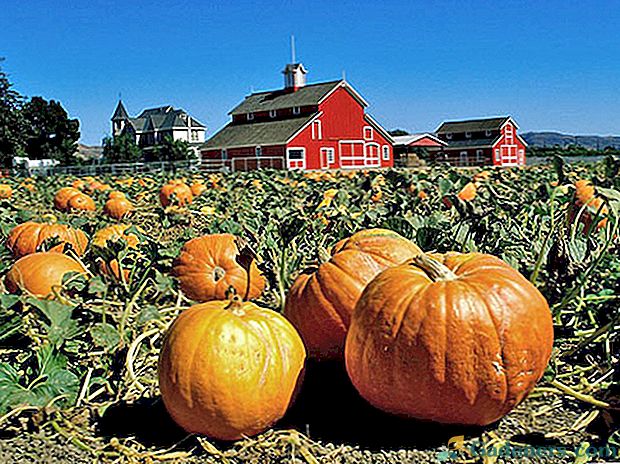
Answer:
[
  {"left": 0, "top": 59, "right": 26, "bottom": 167},
  {"left": 152, "top": 136, "right": 195, "bottom": 162},
  {"left": 389, "top": 129, "right": 409, "bottom": 136},
  {"left": 102, "top": 134, "right": 143, "bottom": 163},
  {"left": 22, "top": 96, "right": 80, "bottom": 165}
]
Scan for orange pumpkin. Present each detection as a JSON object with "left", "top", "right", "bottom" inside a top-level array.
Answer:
[
  {"left": 92, "top": 224, "right": 141, "bottom": 280},
  {"left": 104, "top": 198, "right": 133, "bottom": 220},
  {"left": 346, "top": 252, "right": 554, "bottom": 426},
  {"left": 284, "top": 229, "right": 422, "bottom": 360},
  {"left": 160, "top": 182, "right": 193, "bottom": 207},
  {"left": 5, "top": 252, "right": 86, "bottom": 298},
  {"left": 190, "top": 182, "right": 207, "bottom": 197},
  {"left": 108, "top": 191, "right": 126, "bottom": 200},
  {"left": 54, "top": 187, "right": 96, "bottom": 212},
  {"left": 6, "top": 221, "right": 88, "bottom": 258},
  {"left": 0, "top": 184, "right": 12, "bottom": 199},
  {"left": 457, "top": 182, "right": 477, "bottom": 201},
  {"left": 172, "top": 234, "right": 265, "bottom": 302},
  {"left": 574, "top": 179, "right": 608, "bottom": 231},
  {"left": 158, "top": 297, "right": 306, "bottom": 440}
]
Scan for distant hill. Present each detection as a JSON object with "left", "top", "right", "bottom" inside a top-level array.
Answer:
[
  {"left": 522, "top": 132, "right": 620, "bottom": 149},
  {"left": 77, "top": 143, "right": 103, "bottom": 160}
]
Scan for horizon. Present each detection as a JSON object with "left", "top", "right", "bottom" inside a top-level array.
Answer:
[{"left": 1, "top": 0, "right": 619, "bottom": 145}]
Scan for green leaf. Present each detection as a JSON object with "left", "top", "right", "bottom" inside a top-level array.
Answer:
[
  {"left": 88, "top": 276, "right": 108, "bottom": 295},
  {"left": 568, "top": 238, "right": 587, "bottom": 263},
  {"left": 137, "top": 305, "right": 162, "bottom": 326},
  {"left": 90, "top": 322, "right": 121, "bottom": 350}
]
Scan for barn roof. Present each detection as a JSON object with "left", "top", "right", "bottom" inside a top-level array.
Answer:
[
  {"left": 229, "top": 80, "right": 367, "bottom": 115},
  {"left": 436, "top": 116, "right": 511, "bottom": 134},
  {"left": 203, "top": 114, "right": 318, "bottom": 150}
]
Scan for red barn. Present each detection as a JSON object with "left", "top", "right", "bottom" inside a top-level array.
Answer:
[
  {"left": 392, "top": 133, "right": 447, "bottom": 166},
  {"left": 202, "top": 62, "right": 394, "bottom": 170},
  {"left": 435, "top": 116, "right": 527, "bottom": 166}
]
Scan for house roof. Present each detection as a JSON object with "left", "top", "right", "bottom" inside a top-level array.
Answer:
[
  {"left": 112, "top": 101, "right": 129, "bottom": 121},
  {"left": 124, "top": 106, "right": 205, "bottom": 132},
  {"left": 393, "top": 133, "right": 447, "bottom": 146},
  {"left": 436, "top": 116, "right": 511, "bottom": 134},
  {"left": 229, "top": 80, "right": 367, "bottom": 115},
  {"left": 203, "top": 114, "right": 318, "bottom": 150}
]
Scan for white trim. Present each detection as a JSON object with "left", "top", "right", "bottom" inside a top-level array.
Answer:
[
  {"left": 292, "top": 106, "right": 301, "bottom": 115},
  {"left": 364, "top": 114, "right": 394, "bottom": 143},
  {"left": 286, "top": 147, "right": 306, "bottom": 170},
  {"left": 465, "top": 131, "right": 472, "bottom": 138},
  {"left": 285, "top": 111, "right": 324, "bottom": 144},
  {"left": 363, "top": 126, "right": 373, "bottom": 140},
  {"left": 247, "top": 113, "right": 254, "bottom": 121},
  {"left": 317, "top": 80, "right": 369, "bottom": 108},
  {"left": 446, "top": 133, "right": 453, "bottom": 140},
  {"left": 269, "top": 109, "right": 277, "bottom": 118},
  {"left": 365, "top": 142, "right": 380, "bottom": 167},
  {"left": 321, "top": 147, "right": 335, "bottom": 166},
  {"left": 382, "top": 145, "right": 390, "bottom": 161},
  {"left": 485, "top": 129, "right": 492, "bottom": 137},
  {"left": 312, "top": 120, "right": 322, "bottom": 140},
  {"left": 338, "top": 140, "right": 365, "bottom": 169}
]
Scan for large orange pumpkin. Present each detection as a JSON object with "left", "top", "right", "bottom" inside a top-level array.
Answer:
[
  {"left": 284, "top": 228, "right": 422, "bottom": 360},
  {"left": 345, "top": 252, "right": 554, "bottom": 426},
  {"left": 0, "top": 184, "right": 12, "bottom": 199},
  {"left": 158, "top": 297, "right": 306, "bottom": 440},
  {"left": 160, "top": 182, "right": 193, "bottom": 207},
  {"left": 172, "top": 234, "right": 265, "bottom": 302},
  {"left": 5, "top": 252, "right": 86, "bottom": 298},
  {"left": 103, "top": 197, "right": 133, "bottom": 220},
  {"left": 92, "top": 224, "right": 141, "bottom": 280},
  {"left": 574, "top": 179, "right": 608, "bottom": 231},
  {"left": 54, "top": 187, "right": 96, "bottom": 212},
  {"left": 6, "top": 221, "right": 88, "bottom": 258}
]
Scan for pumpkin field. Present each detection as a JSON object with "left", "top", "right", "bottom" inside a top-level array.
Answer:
[{"left": 0, "top": 156, "right": 619, "bottom": 463}]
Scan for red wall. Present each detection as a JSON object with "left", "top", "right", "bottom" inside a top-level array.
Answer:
[
  {"left": 491, "top": 122, "right": 527, "bottom": 166},
  {"left": 287, "top": 86, "right": 393, "bottom": 170},
  {"left": 410, "top": 136, "right": 443, "bottom": 147}
]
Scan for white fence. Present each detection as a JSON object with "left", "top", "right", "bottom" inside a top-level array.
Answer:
[{"left": 7, "top": 156, "right": 284, "bottom": 177}]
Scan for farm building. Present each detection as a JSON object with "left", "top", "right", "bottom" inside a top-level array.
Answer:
[
  {"left": 111, "top": 102, "right": 206, "bottom": 150},
  {"left": 392, "top": 133, "right": 447, "bottom": 167},
  {"left": 435, "top": 116, "right": 527, "bottom": 166},
  {"left": 201, "top": 62, "right": 394, "bottom": 170}
]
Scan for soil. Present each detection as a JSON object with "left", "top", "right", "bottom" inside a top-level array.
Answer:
[{"left": 0, "top": 362, "right": 606, "bottom": 464}]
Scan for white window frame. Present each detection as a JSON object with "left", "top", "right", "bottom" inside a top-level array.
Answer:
[
  {"left": 312, "top": 120, "right": 322, "bottom": 140},
  {"left": 255, "top": 146, "right": 262, "bottom": 157},
  {"left": 321, "top": 147, "right": 335, "bottom": 165},
  {"left": 459, "top": 151, "right": 468, "bottom": 166},
  {"left": 286, "top": 147, "right": 306, "bottom": 170},
  {"left": 465, "top": 131, "right": 472, "bottom": 139},
  {"left": 363, "top": 126, "right": 373, "bottom": 140},
  {"left": 247, "top": 113, "right": 254, "bottom": 121},
  {"left": 494, "top": 148, "right": 500, "bottom": 162},
  {"left": 269, "top": 109, "right": 277, "bottom": 118},
  {"left": 476, "top": 149, "right": 483, "bottom": 163},
  {"left": 382, "top": 145, "right": 390, "bottom": 161},
  {"left": 365, "top": 142, "right": 380, "bottom": 167},
  {"left": 338, "top": 140, "right": 365, "bottom": 169},
  {"left": 485, "top": 129, "right": 492, "bottom": 137},
  {"left": 292, "top": 106, "right": 301, "bottom": 115},
  {"left": 446, "top": 132, "right": 453, "bottom": 140},
  {"left": 221, "top": 148, "right": 227, "bottom": 160}
]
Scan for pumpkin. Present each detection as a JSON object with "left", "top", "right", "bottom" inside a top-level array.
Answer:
[
  {"left": 345, "top": 252, "right": 554, "bottom": 426},
  {"left": 158, "top": 297, "right": 306, "bottom": 440},
  {"left": 190, "top": 182, "right": 207, "bottom": 197},
  {"left": 573, "top": 179, "right": 608, "bottom": 231},
  {"left": 6, "top": 221, "right": 88, "bottom": 258},
  {"left": 5, "top": 252, "right": 86, "bottom": 298},
  {"left": 457, "top": 182, "right": 477, "bottom": 201},
  {"left": 71, "top": 179, "right": 86, "bottom": 190},
  {"left": 172, "top": 234, "right": 265, "bottom": 302},
  {"left": 0, "top": 184, "right": 12, "bottom": 199},
  {"left": 92, "top": 224, "right": 141, "bottom": 280},
  {"left": 104, "top": 197, "right": 133, "bottom": 220},
  {"left": 284, "top": 228, "right": 422, "bottom": 360},
  {"left": 54, "top": 187, "right": 96, "bottom": 212},
  {"left": 108, "top": 191, "right": 126, "bottom": 200},
  {"left": 160, "top": 182, "right": 193, "bottom": 207}
]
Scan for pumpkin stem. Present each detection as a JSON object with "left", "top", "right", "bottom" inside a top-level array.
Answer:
[
  {"left": 225, "top": 294, "right": 245, "bottom": 315},
  {"left": 411, "top": 254, "right": 458, "bottom": 282}
]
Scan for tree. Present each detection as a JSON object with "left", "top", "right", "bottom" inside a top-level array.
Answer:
[
  {"left": 389, "top": 129, "right": 409, "bottom": 136},
  {"left": 102, "top": 134, "right": 143, "bottom": 163},
  {"left": 151, "top": 136, "right": 195, "bottom": 162},
  {"left": 22, "top": 96, "right": 80, "bottom": 165},
  {"left": 0, "top": 59, "right": 26, "bottom": 167}
]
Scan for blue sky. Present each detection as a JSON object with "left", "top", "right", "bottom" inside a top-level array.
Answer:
[{"left": 1, "top": 0, "right": 619, "bottom": 145}]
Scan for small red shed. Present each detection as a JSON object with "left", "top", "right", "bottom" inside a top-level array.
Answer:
[
  {"left": 202, "top": 63, "right": 394, "bottom": 170},
  {"left": 435, "top": 116, "right": 527, "bottom": 166}
]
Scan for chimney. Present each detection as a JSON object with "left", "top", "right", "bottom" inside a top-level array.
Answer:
[{"left": 283, "top": 63, "right": 307, "bottom": 91}]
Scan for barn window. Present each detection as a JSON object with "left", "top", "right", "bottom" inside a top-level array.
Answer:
[
  {"left": 292, "top": 106, "right": 301, "bottom": 115},
  {"left": 382, "top": 145, "right": 390, "bottom": 161},
  {"left": 465, "top": 132, "right": 472, "bottom": 139},
  {"left": 495, "top": 149, "right": 500, "bottom": 162},
  {"left": 255, "top": 146, "right": 262, "bottom": 157},
  {"left": 446, "top": 132, "right": 453, "bottom": 140},
  {"left": 364, "top": 126, "right": 373, "bottom": 140},
  {"left": 221, "top": 148, "right": 227, "bottom": 160},
  {"left": 287, "top": 147, "right": 306, "bottom": 170},
  {"left": 485, "top": 129, "right": 492, "bottom": 137},
  {"left": 459, "top": 151, "right": 468, "bottom": 166},
  {"left": 247, "top": 113, "right": 254, "bottom": 121},
  {"left": 476, "top": 149, "right": 483, "bottom": 163},
  {"left": 312, "top": 120, "right": 322, "bottom": 140},
  {"left": 269, "top": 110, "right": 277, "bottom": 118}
]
